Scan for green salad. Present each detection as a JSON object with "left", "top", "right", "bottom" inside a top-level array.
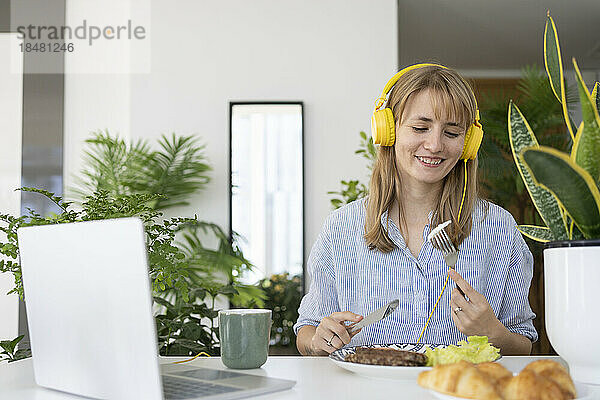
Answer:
[{"left": 425, "top": 336, "right": 500, "bottom": 366}]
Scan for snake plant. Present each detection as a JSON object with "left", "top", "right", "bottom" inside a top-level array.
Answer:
[{"left": 509, "top": 13, "right": 600, "bottom": 242}]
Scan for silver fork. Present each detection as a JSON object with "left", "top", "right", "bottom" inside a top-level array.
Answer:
[{"left": 427, "top": 220, "right": 464, "bottom": 295}]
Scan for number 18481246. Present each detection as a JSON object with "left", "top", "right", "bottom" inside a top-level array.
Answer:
[{"left": 19, "top": 42, "right": 74, "bottom": 53}]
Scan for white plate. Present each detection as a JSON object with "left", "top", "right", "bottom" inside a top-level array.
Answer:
[
  {"left": 328, "top": 343, "right": 446, "bottom": 381},
  {"left": 428, "top": 381, "right": 595, "bottom": 400}
]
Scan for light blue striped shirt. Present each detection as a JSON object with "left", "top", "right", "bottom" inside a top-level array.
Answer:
[{"left": 294, "top": 198, "right": 538, "bottom": 346}]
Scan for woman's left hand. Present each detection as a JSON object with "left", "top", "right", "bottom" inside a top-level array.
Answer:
[{"left": 448, "top": 269, "right": 504, "bottom": 338}]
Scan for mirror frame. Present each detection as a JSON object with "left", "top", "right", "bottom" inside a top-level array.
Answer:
[{"left": 228, "top": 101, "right": 305, "bottom": 294}]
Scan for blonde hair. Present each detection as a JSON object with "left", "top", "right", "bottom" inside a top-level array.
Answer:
[{"left": 365, "top": 65, "right": 480, "bottom": 252}]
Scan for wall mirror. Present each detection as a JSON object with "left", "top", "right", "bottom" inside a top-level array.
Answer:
[{"left": 229, "top": 102, "right": 304, "bottom": 287}]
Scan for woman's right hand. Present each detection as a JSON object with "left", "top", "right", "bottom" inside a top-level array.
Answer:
[{"left": 311, "top": 311, "right": 363, "bottom": 354}]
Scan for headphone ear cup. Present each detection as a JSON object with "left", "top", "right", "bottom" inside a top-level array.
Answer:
[
  {"left": 460, "top": 122, "right": 483, "bottom": 160},
  {"left": 371, "top": 108, "right": 396, "bottom": 146}
]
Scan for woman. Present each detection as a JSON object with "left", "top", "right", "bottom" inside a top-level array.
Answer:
[{"left": 294, "top": 64, "right": 537, "bottom": 356}]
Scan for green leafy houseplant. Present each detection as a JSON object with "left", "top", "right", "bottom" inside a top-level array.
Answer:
[
  {"left": 1, "top": 335, "right": 31, "bottom": 363},
  {"left": 0, "top": 188, "right": 192, "bottom": 300},
  {"left": 256, "top": 273, "right": 302, "bottom": 351},
  {"left": 328, "top": 131, "right": 376, "bottom": 208},
  {"left": 154, "top": 220, "right": 263, "bottom": 356},
  {"left": 508, "top": 15, "right": 600, "bottom": 242}
]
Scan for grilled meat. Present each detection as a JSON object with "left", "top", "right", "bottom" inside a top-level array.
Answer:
[{"left": 345, "top": 347, "right": 428, "bottom": 366}]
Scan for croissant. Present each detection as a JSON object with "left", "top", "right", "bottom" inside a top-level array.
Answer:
[
  {"left": 417, "top": 359, "right": 576, "bottom": 400},
  {"left": 522, "top": 360, "right": 576, "bottom": 399},
  {"left": 476, "top": 362, "right": 513, "bottom": 383},
  {"left": 417, "top": 360, "right": 504, "bottom": 400},
  {"left": 498, "top": 369, "right": 566, "bottom": 400}
]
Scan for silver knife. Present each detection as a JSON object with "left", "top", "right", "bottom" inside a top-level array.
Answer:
[{"left": 348, "top": 299, "right": 399, "bottom": 333}]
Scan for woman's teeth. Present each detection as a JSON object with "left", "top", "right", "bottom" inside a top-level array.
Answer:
[{"left": 416, "top": 156, "right": 442, "bottom": 165}]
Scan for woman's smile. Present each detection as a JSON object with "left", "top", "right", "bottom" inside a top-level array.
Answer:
[{"left": 415, "top": 155, "right": 445, "bottom": 167}]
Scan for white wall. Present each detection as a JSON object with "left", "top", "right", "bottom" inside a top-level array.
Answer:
[
  {"left": 63, "top": 0, "right": 134, "bottom": 186},
  {"left": 64, "top": 1, "right": 398, "bottom": 274},
  {"left": 0, "top": 34, "right": 23, "bottom": 340}
]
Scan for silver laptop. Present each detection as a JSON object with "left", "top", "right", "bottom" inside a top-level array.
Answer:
[{"left": 17, "top": 218, "right": 295, "bottom": 400}]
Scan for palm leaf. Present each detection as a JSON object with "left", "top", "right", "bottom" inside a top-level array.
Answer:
[
  {"left": 508, "top": 102, "right": 568, "bottom": 240},
  {"left": 137, "top": 134, "right": 211, "bottom": 209},
  {"left": 521, "top": 146, "right": 600, "bottom": 239},
  {"left": 74, "top": 132, "right": 211, "bottom": 211},
  {"left": 71, "top": 131, "right": 151, "bottom": 199},
  {"left": 230, "top": 284, "right": 267, "bottom": 308},
  {"left": 177, "top": 221, "right": 262, "bottom": 304}
]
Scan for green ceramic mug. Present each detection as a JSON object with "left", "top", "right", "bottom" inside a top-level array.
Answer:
[{"left": 218, "top": 309, "right": 272, "bottom": 369}]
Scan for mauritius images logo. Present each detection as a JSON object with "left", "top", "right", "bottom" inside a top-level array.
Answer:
[{"left": 16, "top": 19, "right": 147, "bottom": 46}]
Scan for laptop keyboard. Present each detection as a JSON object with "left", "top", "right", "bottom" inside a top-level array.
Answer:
[
  {"left": 173, "top": 369, "right": 247, "bottom": 380},
  {"left": 162, "top": 375, "right": 243, "bottom": 399}
]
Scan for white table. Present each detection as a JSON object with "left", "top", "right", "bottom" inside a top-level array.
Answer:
[{"left": 1, "top": 355, "right": 599, "bottom": 399}]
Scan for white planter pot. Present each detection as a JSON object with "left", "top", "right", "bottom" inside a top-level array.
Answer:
[{"left": 544, "top": 240, "right": 600, "bottom": 385}]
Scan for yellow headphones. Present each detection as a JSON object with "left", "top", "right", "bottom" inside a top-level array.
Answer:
[{"left": 371, "top": 63, "right": 483, "bottom": 160}]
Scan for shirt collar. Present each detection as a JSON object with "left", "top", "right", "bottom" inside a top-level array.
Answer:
[{"left": 380, "top": 208, "right": 435, "bottom": 227}]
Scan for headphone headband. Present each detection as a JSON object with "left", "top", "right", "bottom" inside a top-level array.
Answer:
[{"left": 374, "top": 63, "right": 448, "bottom": 110}]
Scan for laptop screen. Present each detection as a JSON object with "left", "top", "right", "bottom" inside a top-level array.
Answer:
[{"left": 18, "top": 218, "right": 163, "bottom": 399}]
